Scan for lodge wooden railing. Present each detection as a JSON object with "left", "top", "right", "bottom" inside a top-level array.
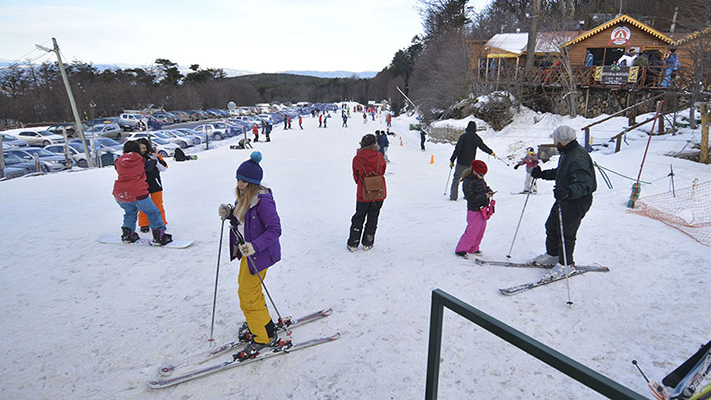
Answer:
[{"left": 481, "top": 66, "right": 710, "bottom": 92}]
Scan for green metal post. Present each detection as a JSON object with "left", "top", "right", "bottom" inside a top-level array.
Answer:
[
  {"left": 425, "top": 291, "right": 444, "bottom": 400},
  {"left": 425, "top": 289, "right": 647, "bottom": 399}
]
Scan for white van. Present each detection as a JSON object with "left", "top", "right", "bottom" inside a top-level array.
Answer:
[{"left": 120, "top": 113, "right": 145, "bottom": 125}]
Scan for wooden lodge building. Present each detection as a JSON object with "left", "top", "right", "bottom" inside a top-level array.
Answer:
[
  {"left": 472, "top": 14, "right": 710, "bottom": 117},
  {"left": 477, "top": 14, "right": 707, "bottom": 89}
]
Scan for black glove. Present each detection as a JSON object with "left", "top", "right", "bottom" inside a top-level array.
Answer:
[
  {"left": 530, "top": 166, "right": 543, "bottom": 179},
  {"left": 554, "top": 186, "right": 570, "bottom": 200},
  {"left": 513, "top": 164, "right": 520, "bottom": 170}
]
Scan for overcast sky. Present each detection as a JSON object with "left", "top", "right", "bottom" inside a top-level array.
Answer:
[{"left": 0, "top": 0, "right": 490, "bottom": 74}]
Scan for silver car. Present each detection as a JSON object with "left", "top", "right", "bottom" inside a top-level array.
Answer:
[
  {"left": 5, "top": 147, "right": 74, "bottom": 172},
  {"left": 13, "top": 131, "right": 64, "bottom": 147},
  {"left": 1, "top": 133, "right": 29, "bottom": 148}
]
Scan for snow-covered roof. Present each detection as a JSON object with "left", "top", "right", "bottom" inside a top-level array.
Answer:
[{"left": 485, "top": 32, "right": 578, "bottom": 58}]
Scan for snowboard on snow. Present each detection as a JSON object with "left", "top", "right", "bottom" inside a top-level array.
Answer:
[{"left": 98, "top": 235, "right": 194, "bottom": 249}]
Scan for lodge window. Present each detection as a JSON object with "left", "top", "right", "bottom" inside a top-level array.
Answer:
[{"left": 587, "top": 47, "right": 626, "bottom": 66}]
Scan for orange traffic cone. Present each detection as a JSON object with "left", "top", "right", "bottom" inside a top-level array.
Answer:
[
  {"left": 400, "top": 138, "right": 403, "bottom": 146},
  {"left": 430, "top": 155, "right": 435, "bottom": 164}
]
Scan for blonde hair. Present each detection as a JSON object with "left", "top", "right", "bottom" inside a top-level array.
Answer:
[
  {"left": 234, "top": 183, "right": 261, "bottom": 222},
  {"left": 460, "top": 168, "right": 474, "bottom": 182}
]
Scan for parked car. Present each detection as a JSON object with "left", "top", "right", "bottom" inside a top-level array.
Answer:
[
  {"left": 46, "top": 122, "right": 90, "bottom": 138},
  {"left": 163, "top": 129, "right": 199, "bottom": 147},
  {"left": 1, "top": 165, "right": 28, "bottom": 180},
  {"left": 12, "top": 130, "right": 65, "bottom": 147},
  {"left": 5, "top": 147, "right": 74, "bottom": 172},
  {"left": 87, "top": 117, "right": 136, "bottom": 132},
  {"left": 120, "top": 113, "right": 146, "bottom": 125},
  {"left": 222, "top": 120, "right": 248, "bottom": 137},
  {"left": 44, "top": 143, "right": 92, "bottom": 168},
  {"left": 1, "top": 133, "right": 29, "bottom": 148},
  {"left": 192, "top": 123, "right": 229, "bottom": 140},
  {"left": 85, "top": 123, "right": 123, "bottom": 139},
  {"left": 71, "top": 136, "right": 122, "bottom": 152},
  {"left": 124, "top": 133, "right": 179, "bottom": 158},
  {"left": 2, "top": 152, "right": 39, "bottom": 174},
  {"left": 129, "top": 130, "right": 190, "bottom": 149},
  {"left": 173, "top": 129, "right": 204, "bottom": 145},
  {"left": 151, "top": 112, "right": 175, "bottom": 124}
]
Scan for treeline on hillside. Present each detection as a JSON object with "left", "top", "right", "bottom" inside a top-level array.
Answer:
[
  {"left": 2, "top": 0, "right": 709, "bottom": 127},
  {"left": 0, "top": 59, "right": 388, "bottom": 126}
]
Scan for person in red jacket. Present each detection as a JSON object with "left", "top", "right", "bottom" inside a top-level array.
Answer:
[
  {"left": 347, "top": 133, "right": 387, "bottom": 251},
  {"left": 112, "top": 140, "right": 172, "bottom": 245}
]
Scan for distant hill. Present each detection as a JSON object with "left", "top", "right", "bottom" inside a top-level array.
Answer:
[
  {"left": 0, "top": 59, "right": 374, "bottom": 79},
  {"left": 280, "top": 70, "right": 377, "bottom": 79}
]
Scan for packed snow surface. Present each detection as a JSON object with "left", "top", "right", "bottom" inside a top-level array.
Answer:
[{"left": 1, "top": 105, "right": 709, "bottom": 399}]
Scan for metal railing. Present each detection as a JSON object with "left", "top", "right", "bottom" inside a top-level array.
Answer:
[{"left": 425, "top": 289, "right": 646, "bottom": 399}]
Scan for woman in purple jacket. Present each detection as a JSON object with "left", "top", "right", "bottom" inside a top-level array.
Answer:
[{"left": 218, "top": 151, "right": 282, "bottom": 360}]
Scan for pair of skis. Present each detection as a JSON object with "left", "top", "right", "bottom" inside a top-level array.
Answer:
[
  {"left": 662, "top": 340, "right": 711, "bottom": 400},
  {"left": 148, "top": 308, "right": 338, "bottom": 389},
  {"left": 474, "top": 259, "right": 610, "bottom": 295}
]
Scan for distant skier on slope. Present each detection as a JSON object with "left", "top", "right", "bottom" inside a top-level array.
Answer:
[
  {"left": 529, "top": 126, "right": 596, "bottom": 280},
  {"left": 513, "top": 147, "right": 539, "bottom": 194},
  {"left": 218, "top": 151, "right": 283, "bottom": 360}
]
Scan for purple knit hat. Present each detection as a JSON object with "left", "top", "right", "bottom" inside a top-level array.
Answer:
[{"left": 236, "top": 151, "right": 263, "bottom": 185}]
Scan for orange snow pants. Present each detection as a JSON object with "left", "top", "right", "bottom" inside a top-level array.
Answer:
[{"left": 138, "top": 191, "right": 167, "bottom": 228}]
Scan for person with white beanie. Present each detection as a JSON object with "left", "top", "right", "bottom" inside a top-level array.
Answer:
[{"left": 529, "top": 126, "right": 597, "bottom": 280}]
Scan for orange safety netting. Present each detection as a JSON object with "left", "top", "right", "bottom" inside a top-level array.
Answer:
[{"left": 628, "top": 180, "right": 711, "bottom": 246}]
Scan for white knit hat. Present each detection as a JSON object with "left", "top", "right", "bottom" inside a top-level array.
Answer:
[{"left": 551, "top": 125, "right": 577, "bottom": 145}]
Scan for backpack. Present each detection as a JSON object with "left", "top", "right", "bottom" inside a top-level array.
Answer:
[{"left": 358, "top": 158, "right": 385, "bottom": 201}]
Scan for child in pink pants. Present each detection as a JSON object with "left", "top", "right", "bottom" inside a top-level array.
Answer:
[{"left": 455, "top": 160, "right": 494, "bottom": 258}]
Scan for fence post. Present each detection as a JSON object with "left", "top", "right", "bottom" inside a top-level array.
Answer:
[
  {"left": 584, "top": 128, "right": 591, "bottom": 152},
  {"left": 425, "top": 291, "right": 444, "bottom": 400},
  {"left": 700, "top": 103, "right": 709, "bottom": 164}
]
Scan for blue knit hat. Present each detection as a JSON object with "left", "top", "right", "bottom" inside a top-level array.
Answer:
[{"left": 236, "top": 151, "right": 263, "bottom": 185}]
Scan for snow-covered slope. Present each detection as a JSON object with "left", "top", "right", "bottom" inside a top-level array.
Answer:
[{"left": 1, "top": 106, "right": 708, "bottom": 399}]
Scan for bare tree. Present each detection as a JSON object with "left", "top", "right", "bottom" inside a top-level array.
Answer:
[{"left": 410, "top": 29, "right": 474, "bottom": 120}]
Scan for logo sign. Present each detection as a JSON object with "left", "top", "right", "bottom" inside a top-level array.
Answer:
[{"left": 609, "top": 26, "right": 631, "bottom": 45}]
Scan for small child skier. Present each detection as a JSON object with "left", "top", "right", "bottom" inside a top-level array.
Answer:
[
  {"left": 455, "top": 160, "right": 495, "bottom": 258},
  {"left": 514, "top": 147, "right": 539, "bottom": 194}
]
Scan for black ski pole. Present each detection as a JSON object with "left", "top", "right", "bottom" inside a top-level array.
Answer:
[
  {"left": 557, "top": 202, "right": 573, "bottom": 306},
  {"left": 444, "top": 166, "right": 453, "bottom": 196},
  {"left": 230, "top": 226, "right": 285, "bottom": 325},
  {"left": 506, "top": 178, "right": 536, "bottom": 258},
  {"left": 208, "top": 217, "right": 227, "bottom": 345}
]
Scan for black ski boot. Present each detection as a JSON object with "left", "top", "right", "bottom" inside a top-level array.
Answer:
[
  {"left": 152, "top": 228, "right": 173, "bottom": 246},
  {"left": 237, "top": 322, "right": 252, "bottom": 342},
  {"left": 140, "top": 226, "right": 150, "bottom": 233},
  {"left": 233, "top": 336, "right": 291, "bottom": 361},
  {"left": 121, "top": 227, "right": 140, "bottom": 243}
]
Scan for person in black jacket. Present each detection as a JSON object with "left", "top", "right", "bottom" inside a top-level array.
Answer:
[
  {"left": 449, "top": 121, "right": 495, "bottom": 200},
  {"left": 137, "top": 138, "right": 168, "bottom": 233},
  {"left": 530, "top": 126, "right": 597, "bottom": 279}
]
